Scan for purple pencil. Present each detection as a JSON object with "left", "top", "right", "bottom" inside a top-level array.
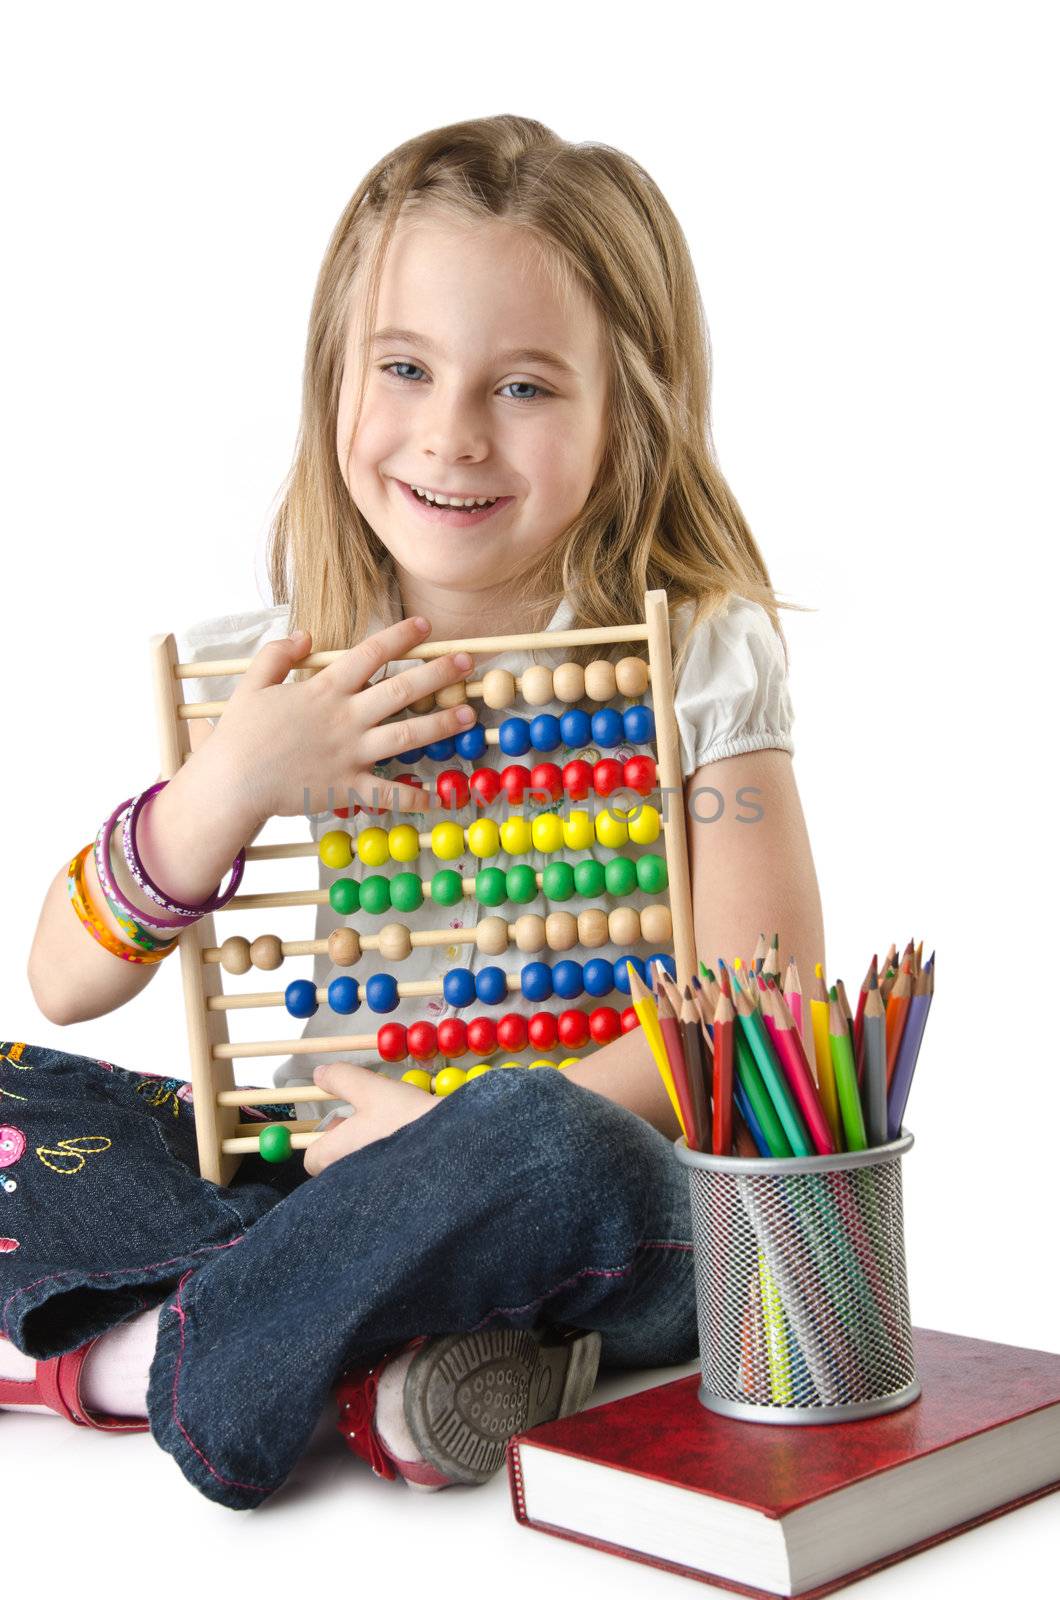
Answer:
[{"left": 886, "top": 957, "right": 934, "bottom": 1139}]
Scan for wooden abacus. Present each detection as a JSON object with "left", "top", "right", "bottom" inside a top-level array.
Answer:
[{"left": 151, "top": 589, "right": 696, "bottom": 1184}]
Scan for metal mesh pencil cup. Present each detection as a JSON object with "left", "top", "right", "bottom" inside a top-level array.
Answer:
[{"left": 674, "top": 1131, "right": 920, "bottom": 1424}]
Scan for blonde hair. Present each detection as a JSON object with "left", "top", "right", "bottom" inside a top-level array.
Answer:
[{"left": 267, "top": 113, "right": 808, "bottom": 678}]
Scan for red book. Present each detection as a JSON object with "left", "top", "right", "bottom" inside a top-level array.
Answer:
[{"left": 507, "top": 1328, "right": 1060, "bottom": 1599}]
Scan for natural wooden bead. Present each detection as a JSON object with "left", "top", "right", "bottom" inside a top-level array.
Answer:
[
  {"left": 544, "top": 911, "right": 578, "bottom": 951},
  {"left": 640, "top": 903, "right": 673, "bottom": 944},
  {"left": 409, "top": 692, "right": 435, "bottom": 714},
  {"left": 552, "top": 662, "right": 585, "bottom": 703},
  {"left": 250, "top": 934, "right": 283, "bottom": 971},
  {"left": 584, "top": 659, "right": 617, "bottom": 702},
  {"left": 476, "top": 915, "right": 509, "bottom": 956},
  {"left": 615, "top": 655, "right": 649, "bottom": 697},
  {"left": 520, "top": 665, "right": 554, "bottom": 706},
  {"left": 577, "top": 908, "right": 610, "bottom": 948},
  {"left": 608, "top": 906, "right": 641, "bottom": 947},
  {"left": 219, "top": 935, "right": 251, "bottom": 976},
  {"left": 514, "top": 914, "right": 547, "bottom": 953},
  {"left": 482, "top": 668, "right": 516, "bottom": 709},
  {"left": 378, "top": 922, "right": 412, "bottom": 962},
  {"left": 328, "top": 927, "right": 361, "bottom": 967},
  {"left": 435, "top": 681, "right": 468, "bottom": 708}
]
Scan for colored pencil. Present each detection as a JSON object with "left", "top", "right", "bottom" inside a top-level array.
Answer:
[
  {"left": 764, "top": 981, "right": 836, "bottom": 1155},
  {"left": 828, "top": 986, "right": 868, "bottom": 1151},
  {"left": 887, "top": 956, "right": 934, "bottom": 1139},
  {"left": 626, "top": 962, "right": 685, "bottom": 1135},
  {"left": 860, "top": 976, "right": 888, "bottom": 1146},
  {"left": 733, "top": 987, "right": 813, "bottom": 1156},
  {"left": 711, "top": 986, "right": 735, "bottom": 1156},
  {"left": 810, "top": 963, "right": 842, "bottom": 1147}
]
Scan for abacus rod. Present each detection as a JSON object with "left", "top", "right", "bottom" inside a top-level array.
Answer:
[
  {"left": 175, "top": 622, "right": 651, "bottom": 680},
  {"left": 643, "top": 590, "right": 698, "bottom": 992},
  {"left": 218, "top": 1084, "right": 336, "bottom": 1106},
  {"left": 223, "top": 1131, "right": 318, "bottom": 1154}
]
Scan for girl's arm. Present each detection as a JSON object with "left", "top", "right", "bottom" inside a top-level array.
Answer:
[
  {"left": 563, "top": 749, "right": 825, "bottom": 1139},
  {"left": 27, "top": 718, "right": 264, "bottom": 1025}
]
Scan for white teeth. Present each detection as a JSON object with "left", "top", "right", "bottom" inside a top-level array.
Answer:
[{"left": 408, "top": 484, "right": 499, "bottom": 508}]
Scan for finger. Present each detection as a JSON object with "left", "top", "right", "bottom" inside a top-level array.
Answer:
[
  {"left": 323, "top": 617, "right": 434, "bottom": 696},
  {"left": 355, "top": 648, "right": 475, "bottom": 727},
  {"left": 345, "top": 774, "right": 437, "bottom": 816},
  {"left": 312, "top": 1060, "right": 362, "bottom": 1101},
  {"left": 235, "top": 631, "right": 314, "bottom": 695},
  {"left": 362, "top": 700, "right": 478, "bottom": 768}
]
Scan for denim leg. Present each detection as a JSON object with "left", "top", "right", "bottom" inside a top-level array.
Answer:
[{"left": 146, "top": 1067, "right": 697, "bottom": 1510}]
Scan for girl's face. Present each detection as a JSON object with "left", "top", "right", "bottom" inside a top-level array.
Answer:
[{"left": 336, "top": 215, "right": 609, "bottom": 619}]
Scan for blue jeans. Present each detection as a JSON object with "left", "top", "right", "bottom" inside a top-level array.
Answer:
[{"left": 0, "top": 1040, "right": 696, "bottom": 1510}]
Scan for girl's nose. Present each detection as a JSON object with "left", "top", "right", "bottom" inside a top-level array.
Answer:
[{"left": 418, "top": 390, "right": 490, "bottom": 464}]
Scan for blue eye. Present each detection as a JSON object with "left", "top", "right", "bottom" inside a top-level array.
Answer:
[{"left": 378, "top": 363, "right": 550, "bottom": 404}]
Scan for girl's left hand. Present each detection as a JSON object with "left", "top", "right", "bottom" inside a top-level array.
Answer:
[{"left": 303, "top": 1061, "right": 438, "bottom": 1177}]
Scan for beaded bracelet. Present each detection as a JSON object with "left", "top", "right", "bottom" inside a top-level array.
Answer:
[
  {"left": 122, "top": 781, "right": 246, "bottom": 916},
  {"left": 66, "top": 846, "right": 176, "bottom": 965}
]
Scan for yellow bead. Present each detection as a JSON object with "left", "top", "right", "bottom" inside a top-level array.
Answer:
[
  {"left": 433, "top": 1066, "right": 467, "bottom": 1096},
  {"left": 388, "top": 823, "right": 421, "bottom": 862},
  {"left": 595, "top": 809, "right": 629, "bottom": 848},
  {"left": 401, "top": 1069, "right": 433, "bottom": 1092},
  {"left": 431, "top": 821, "right": 465, "bottom": 861},
  {"left": 319, "top": 830, "right": 353, "bottom": 869},
  {"left": 467, "top": 818, "right": 500, "bottom": 859},
  {"left": 528, "top": 1059, "right": 557, "bottom": 1070},
  {"left": 562, "top": 810, "right": 593, "bottom": 850},
  {"left": 557, "top": 1057, "right": 580, "bottom": 1070},
  {"left": 628, "top": 803, "right": 661, "bottom": 844},
  {"left": 357, "top": 827, "right": 390, "bottom": 866},
  {"left": 465, "top": 1063, "right": 493, "bottom": 1080},
  {"left": 499, "top": 1060, "right": 522, "bottom": 1070},
  {"left": 531, "top": 812, "right": 564, "bottom": 852},
  {"left": 500, "top": 815, "right": 532, "bottom": 855}
]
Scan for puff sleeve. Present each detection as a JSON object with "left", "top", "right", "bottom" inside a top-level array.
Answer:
[{"left": 670, "top": 595, "right": 795, "bottom": 777}]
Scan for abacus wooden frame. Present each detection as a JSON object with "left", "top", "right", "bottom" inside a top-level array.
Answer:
[{"left": 151, "top": 588, "right": 696, "bottom": 1186}]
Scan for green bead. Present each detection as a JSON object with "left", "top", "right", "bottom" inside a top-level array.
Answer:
[
  {"left": 431, "top": 868, "right": 463, "bottom": 907},
  {"left": 359, "top": 874, "right": 392, "bottom": 915},
  {"left": 390, "top": 871, "right": 424, "bottom": 913},
  {"left": 574, "top": 859, "right": 606, "bottom": 898},
  {"left": 506, "top": 864, "right": 538, "bottom": 904},
  {"left": 636, "top": 853, "right": 668, "bottom": 893},
  {"left": 258, "top": 1124, "right": 292, "bottom": 1164},
  {"left": 604, "top": 856, "right": 637, "bottom": 897},
  {"left": 476, "top": 866, "right": 507, "bottom": 907},
  {"left": 542, "top": 861, "right": 575, "bottom": 902},
  {"left": 329, "top": 877, "right": 360, "bottom": 916}
]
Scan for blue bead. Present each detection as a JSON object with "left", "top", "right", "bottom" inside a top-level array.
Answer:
[
  {"left": 520, "top": 961, "right": 553, "bottom": 1001},
  {"left": 498, "top": 717, "right": 531, "bottom": 756},
  {"left": 455, "top": 724, "right": 487, "bottom": 760},
  {"left": 590, "top": 707, "right": 624, "bottom": 748},
  {"left": 284, "top": 979, "right": 318, "bottom": 1019},
  {"left": 475, "top": 965, "right": 507, "bottom": 1005},
  {"left": 365, "top": 972, "right": 399, "bottom": 1013},
  {"left": 612, "top": 956, "right": 645, "bottom": 994},
  {"left": 529, "top": 713, "right": 561, "bottom": 752},
  {"left": 646, "top": 952, "right": 676, "bottom": 982},
  {"left": 559, "top": 708, "right": 591, "bottom": 748},
  {"left": 424, "top": 737, "right": 456, "bottom": 761},
  {"left": 327, "top": 976, "right": 360, "bottom": 1015},
  {"left": 552, "top": 959, "right": 584, "bottom": 999},
  {"left": 584, "top": 958, "right": 615, "bottom": 997},
  {"left": 396, "top": 746, "right": 423, "bottom": 765},
  {"left": 623, "top": 703, "right": 654, "bottom": 743},
  {"left": 443, "top": 967, "right": 476, "bottom": 1007}
]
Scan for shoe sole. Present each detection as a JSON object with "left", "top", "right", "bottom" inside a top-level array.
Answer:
[{"left": 403, "top": 1326, "right": 602, "bottom": 1486}]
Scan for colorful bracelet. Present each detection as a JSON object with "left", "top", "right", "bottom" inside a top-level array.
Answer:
[
  {"left": 94, "top": 801, "right": 188, "bottom": 934},
  {"left": 66, "top": 846, "right": 176, "bottom": 965},
  {"left": 122, "top": 781, "right": 246, "bottom": 917}
]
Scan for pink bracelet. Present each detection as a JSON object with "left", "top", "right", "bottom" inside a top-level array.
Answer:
[
  {"left": 122, "top": 781, "right": 245, "bottom": 917},
  {"left": 94, "top": 800, "right": 187, "bottom": 933}
]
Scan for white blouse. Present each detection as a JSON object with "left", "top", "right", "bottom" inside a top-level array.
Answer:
[{"left": 175, "top": 593, "right": 795, "bottom": 1101}]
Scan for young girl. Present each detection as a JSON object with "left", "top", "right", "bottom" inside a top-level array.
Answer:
[{"left": 3, "top": 114, "right": 824, "bottom": 1509}]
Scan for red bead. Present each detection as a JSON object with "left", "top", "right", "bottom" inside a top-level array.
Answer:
[
  {"left": 588, "top": 1006, "right": 621, "bottom": 1044},
  {"left": 333, "top": 806, "right": 351, "bottom": 819},
  {"left": 406, "top": 1021, "right": 438, "bottom": 1061},
  {"left": 529, "top": 763, "right": 563, "bottom": 802},
  {"left": 623, "top": 755, "right": 656, "bottom": 796},
  {"left": 376, "top": 1023, "right": 408, "bottom": 1062},
  {"left": 435, "top": 769, "right": 470, "bottom": 810},
  {"left": 469, "top": 768, "right": 502, "bottom": 807},
  {"left": 437, "top": 1017, "right": 468, "bottom": 1058},
  {"left": 557, "top": 1009, "right": 590, "bottom": 1048},
  {"left": 500, "top": 765, "right": 532, "bottom": 803},
  {"left": 466, "top": 1016, "right": 497, "bottom": 1055},
  {"left": 561, "top": 759, "right": 592, "bottom": 800},
  {"left": 496, "top": 1012, "right": 528, "bottom": 1051},
  {"left": 592, "top": 759, "right": 625, "bottom": 797},
  {"left": 620, "top": 1005, "right": 640, "bottom": 1033},
  {"left": 527, "top": 1011, "right": 558, "bottom": 1050}
]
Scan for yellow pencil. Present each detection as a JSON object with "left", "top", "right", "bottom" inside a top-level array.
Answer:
[
  {"left": 810, "top": 961, "right": 842, "bottom": 1147},
  {"left": 627, "top": 962, "right": 684, "bottom": 1131}
]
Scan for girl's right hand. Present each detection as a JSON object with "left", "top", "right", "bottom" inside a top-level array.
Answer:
[{"left": 209, "top": 617, "right": 478, "bottom": 822}]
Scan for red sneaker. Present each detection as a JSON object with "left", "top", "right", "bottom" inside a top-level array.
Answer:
[{"left": 0, "top": 1331, "right": 150, "bottom": 1432}]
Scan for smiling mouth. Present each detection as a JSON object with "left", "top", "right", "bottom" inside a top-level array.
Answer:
[{"left": 403, "top": 481, "right": 505, "bottom": 508}]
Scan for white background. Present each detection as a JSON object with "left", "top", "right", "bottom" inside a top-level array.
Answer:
[{"left": 2, "top": 1, "right": 1057, "bottom": 1592}]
